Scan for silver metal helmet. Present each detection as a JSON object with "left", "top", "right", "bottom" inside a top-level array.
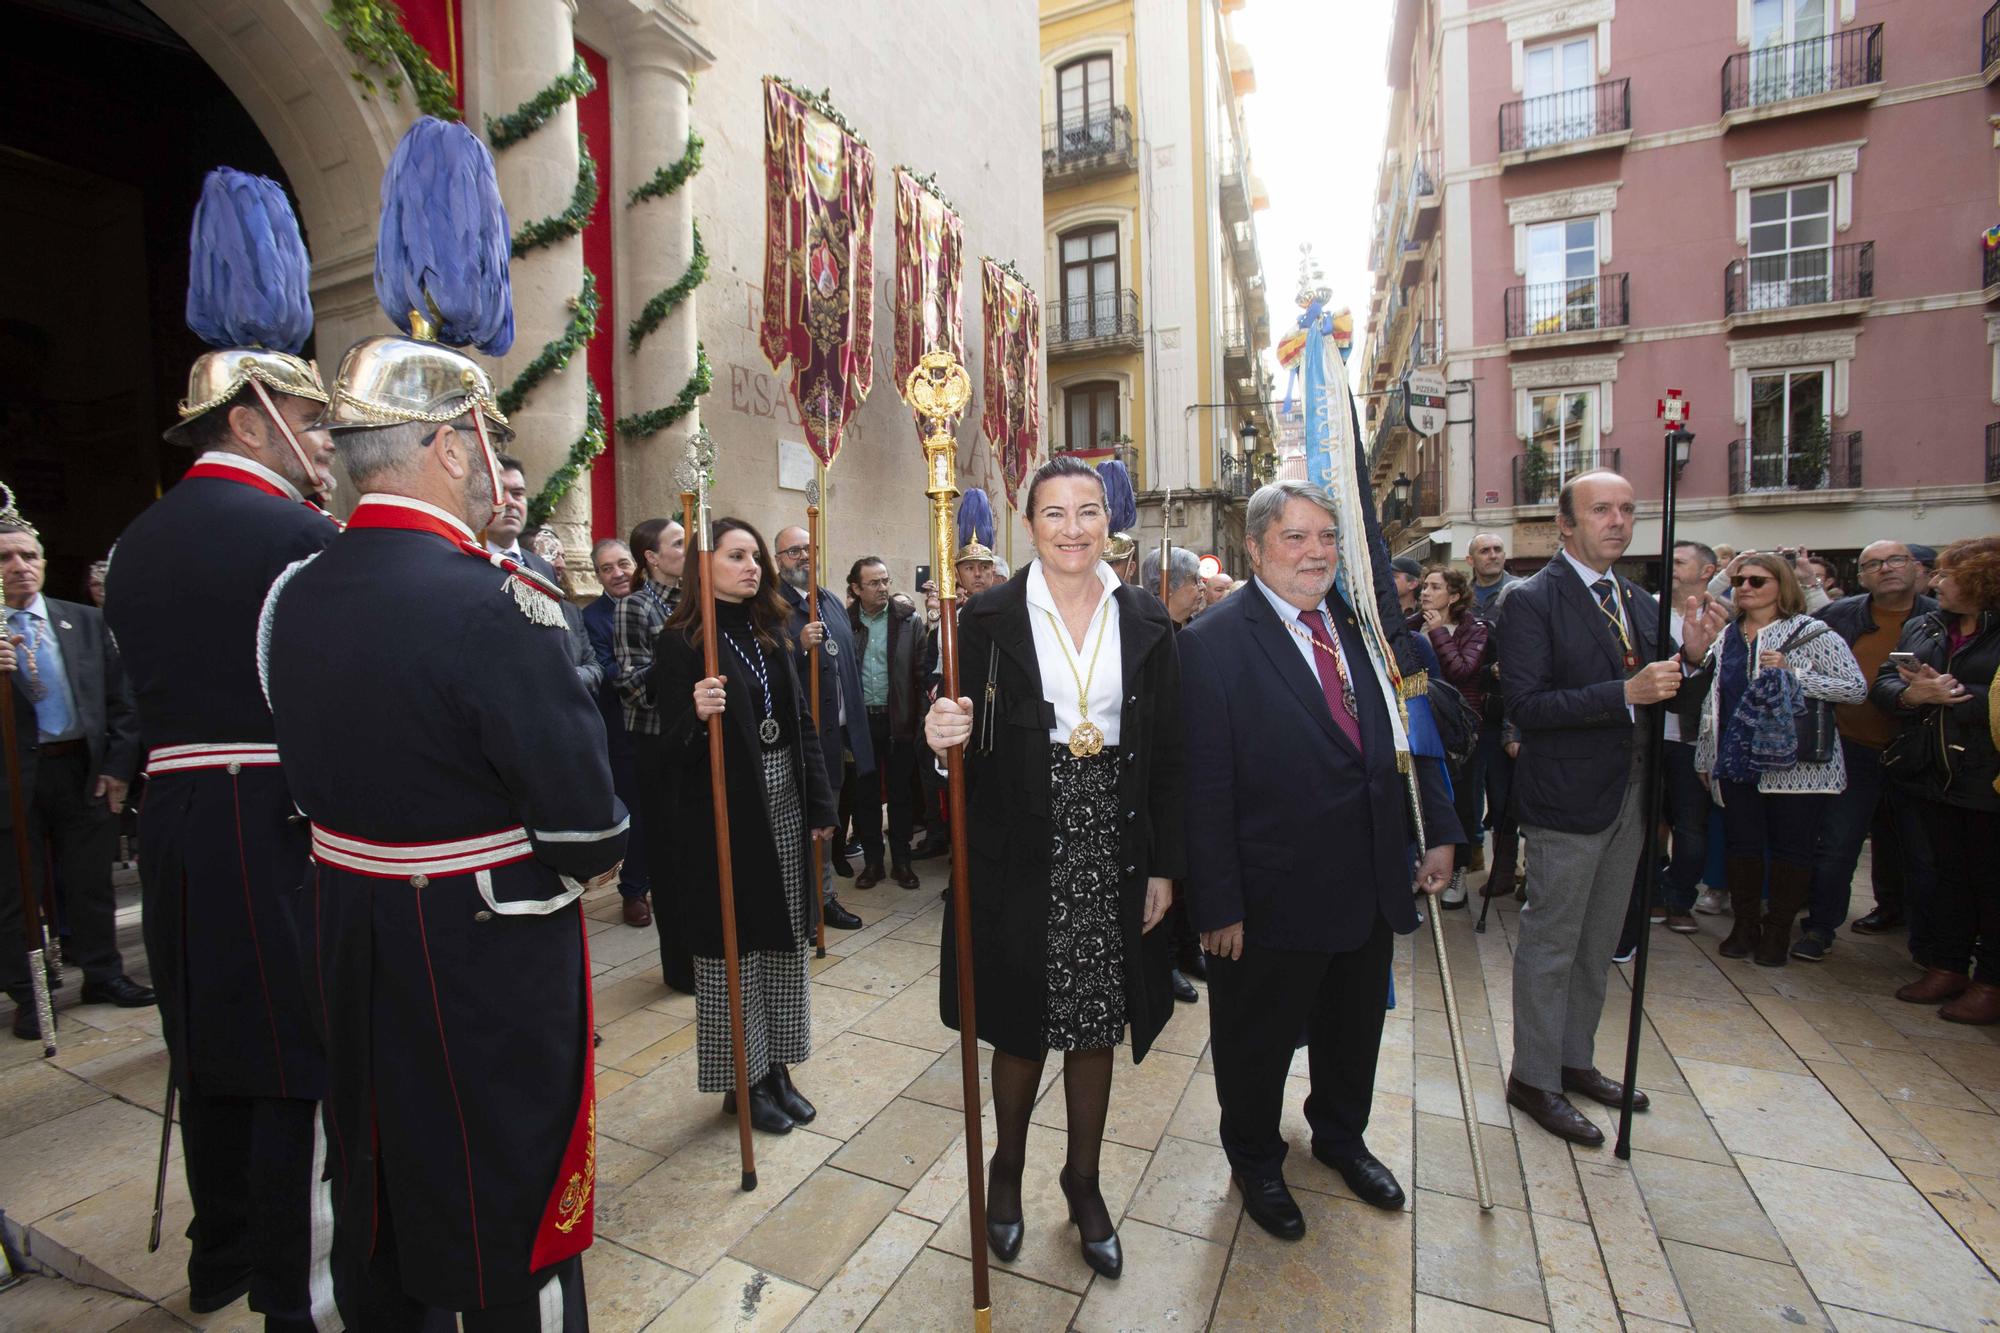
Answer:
[
  {"left": 317, "top": 333, "right": 514, "bottom": 443},
  {"left": 163, "top": 348, "right": 329, "bottom": 447}
]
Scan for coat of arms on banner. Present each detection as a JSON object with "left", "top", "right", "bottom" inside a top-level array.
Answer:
[
  {"left": 760, "top": 78, "right": 876, "bottom": 466},
  {"left": 980, "top": 258, "right": 1042, "bottom": 495},
  {"left": 892, "top": 169, "right": 965, "bottom": 430}
]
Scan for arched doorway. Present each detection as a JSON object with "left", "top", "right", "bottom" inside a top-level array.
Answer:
[{"left": 0, "top": 0, "right": 396, "bottom": 594}]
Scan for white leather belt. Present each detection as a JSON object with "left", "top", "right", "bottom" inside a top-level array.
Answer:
[
  {"left": 144, "top": 742, "right": 283, "bottom": 777},
  {"left": 310, "top": 823, "right": 536, "bottom": 881}
]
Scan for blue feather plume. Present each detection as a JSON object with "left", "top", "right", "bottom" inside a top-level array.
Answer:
[
  {"left": 956, "top": 489, "right": 995, "bottom": 549},
  {"left": 186, "top": 168, "right": 313, "bottom": 354},
  {"left": 374, "top": 117, "right": 514, "bottom": 356},
  {"left": 1098, "top": 459, "right": 1137, "bottom": 531}
]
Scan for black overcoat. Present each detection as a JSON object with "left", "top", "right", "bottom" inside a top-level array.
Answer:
[
  {"left": 651, "top": 606, "right": 838, "bottom": 957},
  {"left": 936, "top": 574, "right": 1187, "bottom": 1062}
]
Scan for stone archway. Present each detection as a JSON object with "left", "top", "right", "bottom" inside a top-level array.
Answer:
[{"left": 146, "top": 0, "right": 409, "bottom": 358}]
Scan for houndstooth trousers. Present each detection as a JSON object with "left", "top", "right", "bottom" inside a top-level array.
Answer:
[{"left": 694, "top": 746, "right": 813, "bottom": 1093}]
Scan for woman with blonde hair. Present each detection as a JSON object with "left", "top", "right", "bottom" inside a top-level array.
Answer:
[{"left": 1692, "top": 552, "right": 1866, "bottom": 965}]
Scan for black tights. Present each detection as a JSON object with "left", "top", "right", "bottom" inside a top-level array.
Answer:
[{"left": 988, "top": 1046, "right": 1114, "bottom": 1241}]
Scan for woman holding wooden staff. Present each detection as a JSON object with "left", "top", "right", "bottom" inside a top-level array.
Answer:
[
  {"left": 652, "top": 518, "right": 838, "bottom": 1135},
  {"left": 924, "top": 454, "right": 1186, "bottom": 1281}
]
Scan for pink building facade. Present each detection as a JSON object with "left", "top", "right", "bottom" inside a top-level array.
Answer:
[{"left": 1362, "top": 0, "right": 2000, "bottom": 574}]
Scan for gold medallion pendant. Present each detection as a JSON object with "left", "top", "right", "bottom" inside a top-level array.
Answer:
[{"left": 1068, "top": 719, "right": 1105, "bottom": 758}]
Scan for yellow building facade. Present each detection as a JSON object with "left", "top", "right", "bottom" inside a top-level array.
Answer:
[{"left": 1038, "top": 0, "right": 1277, "bottom": 573}]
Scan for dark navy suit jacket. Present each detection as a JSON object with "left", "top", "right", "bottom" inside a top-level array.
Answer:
[{"left": 1179, "top": 581, "right": 1459, "bottom": 955}]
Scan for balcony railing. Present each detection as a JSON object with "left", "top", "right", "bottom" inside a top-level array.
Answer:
[
  {"left": 1724, "top": 241, "right": 1872, "bottom": 318},
  {"left": 1727, "top": 431, "right": 1863, "bottom": 494},
  {"left": 1722, "top": 25, "right": 1883, "bottom": 116},
  {"left": 1499, "top": 78, "right": 1631, "bottom": 155},
  {"left": 1512, "top": 448, "right": 1620, "bottom": 507},
  {"left": 1505, "top": 274, "right": 1629, "bottom": 340},
  {"left": 1048, "top": 290, "right": 1141, "bottom": 350},
  {"left": 1043, "top": 106, "right": 1135, "bottom": 181},
  {"left": 1986, "top": 2, "right": 2000, "bottom": 74},
  {"left": 1407, "top": 148, "right": 1437, "bottom": 206},
  {"left": 1218, "top": 451, "right": 1258, "bottom": 498},
  {"left": 1985, "top": 244, "right": 2000, "bottom": 290},
  {"left": 1410, "top": 318, "right": 1444, "bottom": 367},
  {"left": 1987, "top": 421, "right": 2000, "bottom": 483}
]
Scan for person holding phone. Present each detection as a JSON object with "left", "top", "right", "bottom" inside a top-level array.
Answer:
[{"left": 1872, "top": 537, "right": 2000, "bottom": 1024}]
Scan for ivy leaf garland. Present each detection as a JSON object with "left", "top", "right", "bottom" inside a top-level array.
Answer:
[
  {"left": 526, "top": 380, "right": 605, "bottom": 530},
  {"left": 627, "top": 224, "right": 707, "bottom": 352},
  {"left": 617, "top": 343, "right": 712, "bottom": 440},
  {"left": 486, "top": 55, "right": 595, "bottom": 151},
  {"left": 498, "top": 271, "right": 598, "bottom": 418},
  {"left": 511, "top": 129, "right": 599, "bottom": 258},
  {"left": 630, "top": 131, "right": 702, "bottom": 208},
  {"left": 326, "top": 0, "right": 460, "bottom": 121},
  {"left": 614, "top": 125, "right": 711, "bottom": 438}
]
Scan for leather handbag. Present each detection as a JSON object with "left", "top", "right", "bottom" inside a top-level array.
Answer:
[{"left": 1777, "top": 621, "right": 1837, "bottom": 766}]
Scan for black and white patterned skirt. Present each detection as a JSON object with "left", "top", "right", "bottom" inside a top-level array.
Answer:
[
  {"left": 693, "top": 746, "right": 812, "bottom": 1092},
  {"left": 1044, "top": 744, "right": 1126, "bottom": 1050}
]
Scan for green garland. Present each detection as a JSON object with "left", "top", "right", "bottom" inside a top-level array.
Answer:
[
  {"left": 325, "top": 0, "right": 460, "bottom": 121},
  {"left": 486, "top": 56, "right": 596, "bottom": 151},
  {"left": 626, "top": 225, "right": 707, "bottom": 352},
  {"left": 498, "top": 271, "right": 598, "bottom": 418},
  {"left": 616, "top": 343, "right": 711, "bottom": 439},
  {"left": 526, "top": 380, "right": 605, "bottom": 530},
  {"left": 511, "top": 128, "right": 599, "bottom": 258},
  {"left": 630, "top": 132, "right": 703, "bottom": 208}
]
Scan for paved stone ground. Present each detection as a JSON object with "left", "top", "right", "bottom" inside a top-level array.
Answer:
[{"left": 3, "top": 853, "right": 1999, "bottom": 1330}]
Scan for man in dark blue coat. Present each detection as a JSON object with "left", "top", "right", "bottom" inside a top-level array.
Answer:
[
  {"left": 105, "top": 343, "right": 340, "bottom": 1322},
  {"left": 774, "top": 524, "right": 869, "bottom": 930},
  {"left": 584, "top": 537, "right": 653, "bottom": 928},
  {"left": 1180, "top": 480, "right": 1458, "bottom": 1241},
  {"left": 265, "top": 334, "right": 625, "bottom": 1331}
]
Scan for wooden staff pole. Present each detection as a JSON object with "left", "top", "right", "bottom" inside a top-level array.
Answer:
[
  {"left": 908, "top": 354, "right": 989, "bottom": 1332},
  {"left": 0, "top": 675, "right": 56, "bottom": 1057},
  {"left": 807, "top": 472, "right": 827, "bottom": 959},
  {"left": 685, "top": 486, "right": 756, "bottom": 1191}
]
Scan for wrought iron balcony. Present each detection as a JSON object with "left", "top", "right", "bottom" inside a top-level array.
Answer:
[
  {"left": 1722, "top": 25, "right": 1883, "bottom": 118},
  {"left": 1986, "top": 2, "right": 2000, "bottom": 80},
  {"left": 1218, "top": 451, "right": 1258, "bottom": 499},
  {"left": 1987, "top": 421, "right": 2000, "bottom": 483},
  {"left": 1047, "top": 290, "right": 1142, "bottom": 354},
  {"left": 1985, "top": 243, "right": 2000, "bottom": 291},
  {"left": 1410, "top": 319, "right": 1444, "bottom": 367},
  {"left": 1499, "top": 78, "right": 1631, "bottom": 158},
  {"left": 1726, "top": 431, "right": 1863, "bottom": 495},
  {"left": 1504, "top": 274, "right": 1629, "bottom": 341},
  {"left": 1724, "top": 242, "right": 1872, "bottom": 320},
  {"left": 1043, "top": 107, "right": 1136, "bottom": 183},
  {"left": 1512, "top": 448, "right": 1620, "bottom": 507}
]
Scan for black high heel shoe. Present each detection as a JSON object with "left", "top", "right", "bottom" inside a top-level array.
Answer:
[
  {"left": 1059, "top": 1165, "right": 1123, "bottom": 1279},
  {"left": 986, "top": 1158, "right": 1024, "bottom": 1262}
]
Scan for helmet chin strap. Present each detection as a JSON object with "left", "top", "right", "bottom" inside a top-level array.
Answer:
[
  {"left": 469, "top": 405, "right": 505, "bottom": 526},
  {"left": 249, "top": 379, "right": 326, "bottom": 496}
]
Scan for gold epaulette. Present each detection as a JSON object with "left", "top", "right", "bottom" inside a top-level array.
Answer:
[{"left": 1398, "top": 670, "right": 1430, "bottom": 698}]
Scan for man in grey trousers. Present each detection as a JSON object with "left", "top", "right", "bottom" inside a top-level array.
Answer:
[{"left": 1494, "top": 472, "right": 1723, "bottom": 1145}]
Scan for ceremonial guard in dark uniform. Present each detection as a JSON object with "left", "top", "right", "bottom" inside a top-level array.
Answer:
[
  {"left": 263, "top": 118, "right": 625, "bottom": 1331},
  {"left": 103, "top": 168, "right": 340, "bottom": 1327}
]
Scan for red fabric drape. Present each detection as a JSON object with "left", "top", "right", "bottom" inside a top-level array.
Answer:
[
  {"left": 577, "top": 43, "right": 616, "bottom": 541},
  {"left": 396, "top": 0, "right": 463, "bottom": 110}
]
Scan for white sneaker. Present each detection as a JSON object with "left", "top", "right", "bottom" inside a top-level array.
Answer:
[
  {"left": 1441, "top": 869, "right": 1468, "bottom": 909},
  {"left": 1694, "top": 887, "right": 1729, "bottom": 916}
]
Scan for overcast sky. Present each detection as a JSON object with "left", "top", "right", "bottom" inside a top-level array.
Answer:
[{"left": 1234, "top": 0, "right": 1394, "bottom": 392}]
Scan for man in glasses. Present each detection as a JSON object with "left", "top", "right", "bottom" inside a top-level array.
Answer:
[{"left": 1802, "top": 541, "right": 1937, "bottom": 957}]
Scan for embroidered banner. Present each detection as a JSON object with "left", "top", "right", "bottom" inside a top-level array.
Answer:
[
  {"left": 759, "top": 79, "right": 876, "bottom": 467},
  {"left": 979, "top": 259, "right": 1042, "bottom": 494},
  {"left": 892, "top": 169, "right": 964, "bottom": 429}
]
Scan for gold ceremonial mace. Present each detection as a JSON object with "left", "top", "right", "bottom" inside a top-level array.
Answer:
[
  {"left": 680, "top": 436, "right": 757, "bottom": 1192},
  {"left": 806, "top": 470, "right": 827, "bottom": 959},
  {"left": 908, "top": 351, "right": 991, "bottom": 1333}
]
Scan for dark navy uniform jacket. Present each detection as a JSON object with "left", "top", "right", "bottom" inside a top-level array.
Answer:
[
  {"left": 263, "top": 506, "right": 625, "bottom": 1310},
  {"left": 105, "top": 465, "right": 337, "bottom": 1099}
]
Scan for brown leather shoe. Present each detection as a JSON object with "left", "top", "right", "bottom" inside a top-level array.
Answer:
[
  {"left": 1895, "top": 967, "right": 1971, "bottom": 1004},
  {"left": 855, "top": 863, "right": 885, "bottom": 890},
  {"left": 1939, "top": 981, "right": 2000, "bottom": 1025},
  {"left": 1507, "top": 1077, "right": 1604, "bottom": 1147},
  {"left": 1663, "top": 914, "right": 1699, "bottom": 934},
  {"left": 621, "top": 895, "right": 652, "bottom": 928},
  {"left": 1562, "top": 1066, "right": 1649, "bottom": 1112}
]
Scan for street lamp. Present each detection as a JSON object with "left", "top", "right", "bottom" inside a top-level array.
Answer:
[
  {"left": 1389, "top": 471, "right": 1412, "bottom": 522},
  {"left": 1238, "top": 417, "right": 1260, "bottom": 458},
  {"left": 1670, "top": 427, "right": 1695, "bottom": 476}
]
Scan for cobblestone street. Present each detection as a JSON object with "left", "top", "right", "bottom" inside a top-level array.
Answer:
[{"left": 3, "top": 855, "right": 1998, "bottom": 1331}]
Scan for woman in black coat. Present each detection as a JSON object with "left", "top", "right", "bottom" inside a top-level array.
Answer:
[
  {"left": 925, "top": 456, "right": 1186, "bottom": 1281},
  {"left": 651, "top": 518, "right": 837, "bottom": 1131},
  {"left": 1872, "top": 536, "right": 2000, "bottom": 1024}
]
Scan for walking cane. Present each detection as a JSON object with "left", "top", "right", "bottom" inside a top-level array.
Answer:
[
  {"left": 1405, "top": 770, "right": 1492, "bottom": 1209},
  {"left": 807, "top": 474, "right": 827, "bottom": 960},
  {"left": 682, "top": 459, "right": 756, "bottom": 1192},
  {"left": 909, "top": 353, "right": 991, "bottom": 1332},
  {"left": 148, "top": 1078, "right": 176, "bottom": 1251},
  {"left": 0, "top": 674, "right": 57, "bottom": 1058}
]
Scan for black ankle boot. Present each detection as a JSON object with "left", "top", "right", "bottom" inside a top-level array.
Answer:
[
  {"left": 722, "top": 1080, "right": 794, "bottom": 1134},
  {"left": 986, "top": 1157, "right": 1024, "bottom": 1262},
  {"left": 1058, "top": 1165, "right": 1122, "bottom": 1279},
  {"left": 765, "top": 1064, "right": 816, "bottom": 1124}
]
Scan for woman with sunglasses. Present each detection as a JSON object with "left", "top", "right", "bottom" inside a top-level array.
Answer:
[
  {"left": 1691, "top": 553, "right": 1867, "bottom": 964},
  {"left": 1872, "top": 537, "right": 2000, "bottom": 1023}
]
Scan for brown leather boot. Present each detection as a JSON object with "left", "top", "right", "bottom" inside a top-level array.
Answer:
[
  {"left": 1755, "top": 862, "right": 1810, "bottom": 967},
  {"left": 1719, "top": 856, "right": 1765, "bottom": 959},
  {"left": 1939, "top": 981, "right": 2000, "bottom": 1025},
  {"left": 1896, "top": 967, "right": 1972, "bottom": 1004}
]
